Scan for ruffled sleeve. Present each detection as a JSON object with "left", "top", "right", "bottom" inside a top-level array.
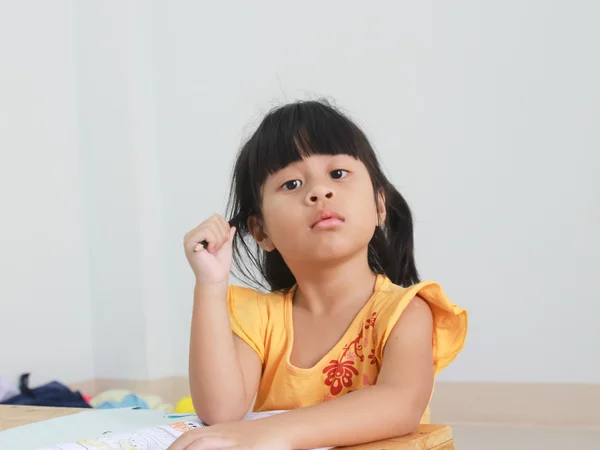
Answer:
[{"left": 375, "top": 280, "right": 468, "bottom": 374}]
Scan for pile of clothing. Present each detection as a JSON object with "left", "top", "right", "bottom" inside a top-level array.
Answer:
[
  {"left": 0, "top": 373, "right": 90, "bottom": 408},
  {"left": 0, "top": 373, "right": 172, "bottom": 411}
]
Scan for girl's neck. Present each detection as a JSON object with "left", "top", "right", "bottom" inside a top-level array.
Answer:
[{"left": 289, "top": 250, "right": 378, "bottom": 315}]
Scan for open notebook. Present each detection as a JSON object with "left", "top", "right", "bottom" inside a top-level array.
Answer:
[{"left": 36, "top": 410, "right": 331, "bottom": 450}]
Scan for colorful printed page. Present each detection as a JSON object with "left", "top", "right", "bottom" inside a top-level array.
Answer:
[
  {"left": 36, "top": 411, "right": 331, "bottom": 450},
  {"left": 36, "top": 418, "right": 204, "bottom": 450}
]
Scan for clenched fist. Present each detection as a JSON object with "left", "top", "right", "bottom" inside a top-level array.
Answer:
[{"left": 184, "top": 214, "right": 236, "bottom": 285}]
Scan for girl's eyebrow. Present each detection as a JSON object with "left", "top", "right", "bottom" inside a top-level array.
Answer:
[{"left": 272, "top": 160, "right": 306, "bottom": 177}]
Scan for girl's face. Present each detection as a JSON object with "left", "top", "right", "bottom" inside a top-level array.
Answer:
[{"left": 252, "top": 154, "right": 385, "bottom": 265}]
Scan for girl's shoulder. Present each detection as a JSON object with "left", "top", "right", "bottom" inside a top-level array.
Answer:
[
  {"left": 228, "top": 283, "right": 287, "bottom": 307},
  {"left": 370, "top": 275, "right": 468, "bottom": 375},
  {"left": 226, "top": 284, "right": 288, "bottom": 363},
  {"left": 372, "top": 276, "right": 465, "bottom": 315},
  {"left": 227, "top": 284, "right": 288, "bottom": 323}
]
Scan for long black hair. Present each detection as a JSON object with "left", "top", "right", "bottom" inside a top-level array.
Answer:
[{"left": 225, "top": 100, "right": 419, "bottom": 292}]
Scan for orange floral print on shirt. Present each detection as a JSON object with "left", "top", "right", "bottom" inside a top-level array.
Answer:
[{"left": 322, "top": 312, "right": 379, "bottom": 396}]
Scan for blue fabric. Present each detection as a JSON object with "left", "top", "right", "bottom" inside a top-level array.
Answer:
[
  {"left": 95, "top": 393, "right": 150, "bottom": 410},
  {"left": 0, "top": 373, "right": 91, "bottom": 408}
]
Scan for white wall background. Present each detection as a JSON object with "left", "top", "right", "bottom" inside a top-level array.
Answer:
[
  {"left": 0, "top": 2, "right": 95, "bottom": 385},
  {"left": 1, "top": 0, "right": 598, "bottom": 387}
]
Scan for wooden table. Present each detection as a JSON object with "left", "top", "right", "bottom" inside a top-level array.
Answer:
[{"left": 0, "top": 405, "right": 454, "bottom": 449}]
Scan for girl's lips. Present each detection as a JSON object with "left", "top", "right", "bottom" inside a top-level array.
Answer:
[
  {"left": 312, "top": 217, "right": 345, "bottom": 230},
  {"left": 310, "top": 208, "right": 344, "bottom": 229}
]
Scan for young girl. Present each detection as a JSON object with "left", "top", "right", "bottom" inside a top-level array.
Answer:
[{"left": 170, "top": 100, "right": 467, "bottom": 450}]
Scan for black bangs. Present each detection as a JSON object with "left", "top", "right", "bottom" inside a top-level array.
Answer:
[{"left": 250, "top": 101, "right": 371, "bottom": 187}]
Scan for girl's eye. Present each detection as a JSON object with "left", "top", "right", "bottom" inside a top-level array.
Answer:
[
  {"left": 330, "top": 169, "right": 349, "bottom": 180},
  {"left": 281, "top": 179, "right": 302, "bottom": 190}
]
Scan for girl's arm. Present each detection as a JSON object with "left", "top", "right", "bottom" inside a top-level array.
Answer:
[
  {"left": 170, "top": 296, "right": 435, "bottom": 450},
  {"left": 265, "top": 296, "right": 435, "bottom": 449},
  {"left": 189, "top": 282, "right": 262, "bottom": 424},
  {"left": 183, "top": 216, "right": 261, "bottom": 425}
]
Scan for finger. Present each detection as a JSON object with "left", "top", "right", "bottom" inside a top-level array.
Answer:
[
  {"left": 186, "top": 227, "right": 216, "bottom": 251},
  {"left": 187, "top": 215, "right": 229, "bottom": 254},
  {"left": 217, "top": 215, "right": 230, "bottom": 239},
  {"left": 177, "top": 435, "right": 234, "bottom": 450},
  {"left": 209, "top": 214, "right": 229, "bottom": 241},
  {"left": 216, "top": 218, "right": 230, "bottom": 247},
  {"left": 227, "top": 226, "right": 237, "bottom": 244},
  {"left": 167, "top": 431, "right": 212, "bottom": 450},
  {"left": 202, "top": 222, "right": 224, "bottom": 253},
  {"left": 199, "top": 220, "right": 229, "bottom": 253},
  {"left": 187, "top": 439, "right": 233, "bottom": 450}
]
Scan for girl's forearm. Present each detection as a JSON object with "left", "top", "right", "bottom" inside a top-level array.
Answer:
[
  {"left": 263, "top": 384, "right": 424, "bottom": 449},
  {"left": 188, "top": 282, "right": 248, "bottom": 423}
]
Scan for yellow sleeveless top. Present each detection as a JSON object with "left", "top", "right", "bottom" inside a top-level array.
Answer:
[{"left": 227, "top": 274, "right": 467, "bottom": 423}]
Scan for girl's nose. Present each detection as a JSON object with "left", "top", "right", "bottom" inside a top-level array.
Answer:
[{"left": 305, "top": 185, "right": 334, "bottom": 204}]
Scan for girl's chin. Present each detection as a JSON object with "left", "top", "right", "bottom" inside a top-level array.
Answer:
[{"left": 296, "top": 245, "right": 366, "bottom": 264}]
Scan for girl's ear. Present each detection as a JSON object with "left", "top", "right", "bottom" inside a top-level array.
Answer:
[
  {"left": 247, "top": 215, "right": 276, "bottom": 251},
  {"left": 376, "top": 190, "right": 387, "bottom": 226}
]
